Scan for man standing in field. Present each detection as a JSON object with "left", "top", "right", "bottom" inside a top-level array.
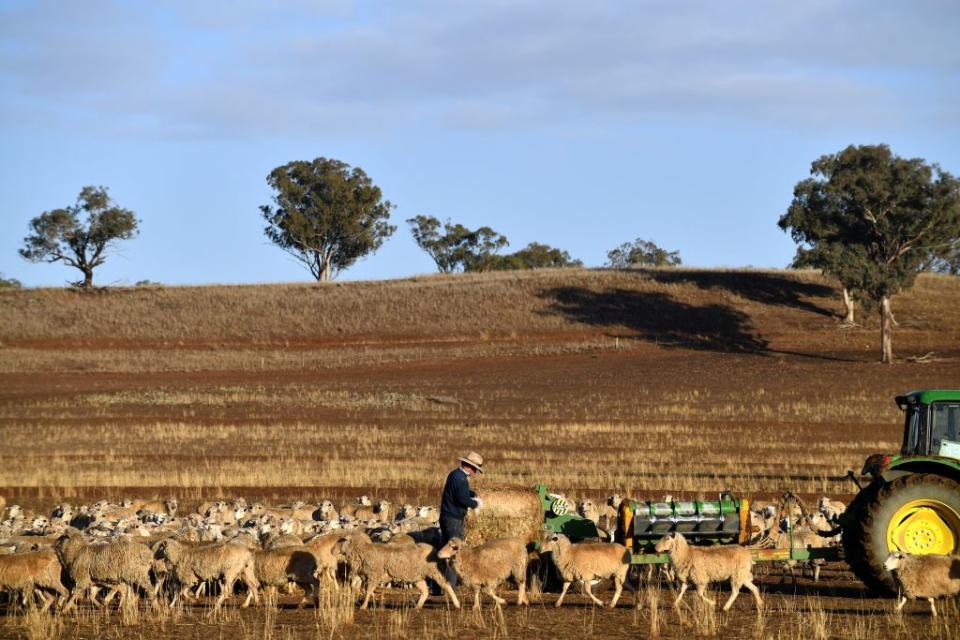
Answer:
[{"left": 438, "top": 451, "right": 484, "bottom": 588}]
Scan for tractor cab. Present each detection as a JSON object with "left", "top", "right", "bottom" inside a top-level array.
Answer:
[{"left": 897, "top": 390, "right": 960, "bottom": 459}]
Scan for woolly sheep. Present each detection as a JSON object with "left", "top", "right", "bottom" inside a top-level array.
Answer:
[
  {"left": 437, "top": 537, "right": 529, "bottom": 610},
  {"left": 253, "top": 547, "right": 321, "bottom": 608},
  {"left": 884, "top": 552, "right": 960, "bottom": 616},
  {"left": 304, "top": 532, "right": 342, "bottom": 585},
  {"left": 576, "top": 500, "right": 600, "bottom": 524},
  {"left": 0, "top": 548, "right": 68, "bottom": 612},
  {"left": 654, "top": 532, "right": 762, "bottom": 612},
  {"left": 156, "top": 539, "right": 260, "bottom": 611},
  {"left": 818, "top": 496, "right": 846, "bottom": 524},
  {"left": 336, "top": 532, "right": 460, "bottom": 609},
  {"left": 54, "top": 529, "right": 155, "bottom": 612},
  {"left": 540, "top": 532, "right": 631, "bottom": 608}
]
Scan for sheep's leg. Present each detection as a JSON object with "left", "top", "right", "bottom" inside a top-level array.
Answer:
[
  {"left": 88, "top": 586, "right": 102, "bottom": 607},
  {"left": 555, "top": 581, "right": 572, "bottom": 608},
  {"left": 516, "top": 579, "right": 528, "bottom": 606},
  {"left": 721, "top": 580, "right": 741, "bottom": 612},
  {"left": 608, "top": 575, "right": 624, "bottom": 609},
  {"left": 36, "top": 590, "right": 55, "bottom": 613},
  {"left": 240, "top": 566, "right": 259, "bottom": 608},
  {"left": 928, "top": 598, "right": 937, "bottom": 617},
  {"left": 896, "top": 595, "right": 908, "bottom": 612},
  {"left": 414, "top": 580, "right": 430, "bottom": 609},
  {"left": 100, "top": 586, "right": 118, "bottom": 608},
  {"left": 582, "top": 579, "right": 604, "bottom": 607},
  {"left": 813, "top": 564, "right": 821, "bottom": 583},
  {"left": 360, "top": 579, "right": 379, "bottom": 610},
  {"left": 743, "top": 579, "right": 763, "bottom": 609},
  {"left": 61, "top": 590, "right": 81, "bottom": 614},
  {"left": 473, "top": 587, "right": 482, "bottom": 610},
  {"left": 695, "top": 582, "right": 716, "bottom": 607},
  {"left": 213, "top": 570, "right": 240, "bottom": 612},
  {"left": 484, "top": 585, "right": 506, "bottom": 607},
  {"left": 673, "top": 582, "right": 688, "bottom": 609}
]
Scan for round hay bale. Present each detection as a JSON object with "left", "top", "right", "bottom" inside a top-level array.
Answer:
[{"left": 464, "top": 485, "right": 542, "bottom": 545}]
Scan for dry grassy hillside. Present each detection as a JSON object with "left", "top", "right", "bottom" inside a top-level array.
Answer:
[
  {"left": 1, "top": 268, "right": 958, "bottom": 373},
  {"left": 0, "top": 267, "right": 959, "bottom": 505}
]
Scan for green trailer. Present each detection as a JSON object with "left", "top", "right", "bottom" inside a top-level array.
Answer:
[{"left": 536, "top": 390, "right": 960, "bottom": 589}]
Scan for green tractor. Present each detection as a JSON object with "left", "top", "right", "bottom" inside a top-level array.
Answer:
[
  {"left": 534, "top": 390, "right": 960, "bottom": 594},
  {"left": 842, "top": 390, "right": 960, "bottom": 592}
]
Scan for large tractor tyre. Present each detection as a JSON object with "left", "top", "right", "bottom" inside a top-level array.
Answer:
[{"left": 842, "top": 473, "right": 960, "bottom": 593}]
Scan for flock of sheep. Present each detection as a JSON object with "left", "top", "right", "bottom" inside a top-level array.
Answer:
[{"left": 1, "top": 491, "right": 959, "bottom": 618}]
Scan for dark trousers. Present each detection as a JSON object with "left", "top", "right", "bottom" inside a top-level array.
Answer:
[{"left": 439, "top": 514, "right": 465, "bottom": 588}]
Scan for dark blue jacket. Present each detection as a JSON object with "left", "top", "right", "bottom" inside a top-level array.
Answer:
[{"left": 440, "top": 467, "right": 478, "bottom": 520}]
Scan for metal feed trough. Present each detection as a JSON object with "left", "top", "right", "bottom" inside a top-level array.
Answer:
[{"left": 535, "top": 484, "right": 842, "bottom": 566}]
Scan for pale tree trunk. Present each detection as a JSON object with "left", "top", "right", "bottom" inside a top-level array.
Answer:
[
  {"left": 880, "top": 295, "right": 893, "bottom": 364},
  {"left": 318, "top": 261, "right": 331, "bottom": 282},
  {"left": 841, "top": 287, "right": 855, "bottom": 324}
]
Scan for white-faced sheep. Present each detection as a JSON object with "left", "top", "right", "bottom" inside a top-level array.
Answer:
[
  {"left": 437, "top": 537, "right": 529, "bottom": 610},
  {"left": 0, "top": 548, "right": 68, "bottom": 612},
  {"left": 576, "top": 500, "right": 600, "bottom": 524},
  {"left": 884, "top": 552, "right": 960, "bottom": 616},
  {"left": 54, "top": 529, "right": 155, "bottom": 612},
  {"left": 540, "top": 533, "right": 631, "bottom": 608},
  {"left": 336, "top": 532, "right": 460, "bottom": 610},
  {"left": 654, "top": 532, "right": 762, "bottom": 612},
  {"left": 156, "top": 539, "right": 260, "bottom": 611}
]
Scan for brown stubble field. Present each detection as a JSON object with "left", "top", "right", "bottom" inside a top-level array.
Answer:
[{"left": 1, "top": 268, "right": 960, "bottom": 638}]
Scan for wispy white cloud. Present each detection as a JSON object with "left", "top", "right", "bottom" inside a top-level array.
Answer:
[{"left": 1, "top": 0, "right": 957, "bottom": 139}]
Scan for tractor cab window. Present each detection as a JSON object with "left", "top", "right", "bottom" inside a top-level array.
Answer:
[
  {"left": 930, "top": 403, "right": 960, "bottom": 459},
  {"left": 902, "top": 405, "right": 924, "bottom": 455}
]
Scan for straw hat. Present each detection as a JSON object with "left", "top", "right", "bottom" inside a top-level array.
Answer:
[{"left": 458, "top": 451, "right": 484, "bottom": 473}]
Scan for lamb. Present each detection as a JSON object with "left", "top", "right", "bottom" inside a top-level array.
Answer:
[
  {"left": 253, "top": 547, "right": 321, "bottom": 607},
  {"left": 54, "top": 529, "right": 155, "bottom": 612},
  {"left": 884, "top": 552, "right": 960, "bottom": 616},
  {"left": 155, "top": 539, "right": 260, "bottom": 611},
  {"left": 539, "top": 533, "right": 631, "bottom": 608},
  {"left": 0, "top": 548, "right": 68, "bottom": 612},
  {"left": 654, "top": 532, "right": 762, "bottom": 612},
  {"left": 336, "top": 532, "right": 460, "bottom": 609},
  {"left": 437, "top": 537, "right": 529, "bottom": 610}
]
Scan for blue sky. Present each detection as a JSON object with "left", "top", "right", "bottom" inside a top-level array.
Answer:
[{"left": 1, "top": 0, "right": 958, "bottom": 286}]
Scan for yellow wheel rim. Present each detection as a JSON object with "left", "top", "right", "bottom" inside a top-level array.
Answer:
[{"left": 886, "top": 499, "right": 960, "bottom": 555}]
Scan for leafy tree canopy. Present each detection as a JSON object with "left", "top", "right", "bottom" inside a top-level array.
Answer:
[
  {"left": 779, "top": 144, "right": 960, "bottom": 302},
  {"left": 778, "top": 144, "right": 960, "bottom": 362},
  {"left": 19, "top": 186, "right": 139, "bottom": 288},
  {"left": 486, "top": 242, "right": 582, "bottom": 271},
  {"left": 407, "top": 215, "right": 508, "bottom": 273},
  {"left": 261, "top": 157, "right": 396, "bottom": 281},
  {"left": 606, "top": 238, "right": 682, "bottom": 268},
  {"left": 0, "top": 273, "right": 22, "bottom": 289}
]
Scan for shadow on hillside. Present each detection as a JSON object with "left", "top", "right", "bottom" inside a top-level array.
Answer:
[
  {"left": 540, "top": 287, "right": 769, "bottom": 354},
  {"left": 635, "top": 270, "right": 838, "bottom": 318}
]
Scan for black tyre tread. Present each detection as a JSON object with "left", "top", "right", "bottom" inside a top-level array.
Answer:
[{"left": 842, "top": 474, "right": 960, "bottom": 594}]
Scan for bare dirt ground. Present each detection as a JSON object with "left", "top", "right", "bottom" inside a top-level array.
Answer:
[{"left": 1, "top": 269, "right": 959, "bottom": 638}]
